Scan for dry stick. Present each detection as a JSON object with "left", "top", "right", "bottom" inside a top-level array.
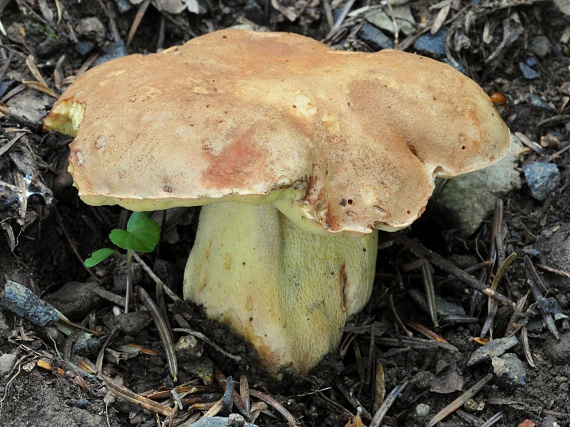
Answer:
[
  {"left": 420, "top": 258, "right": 438, "bottom": 327},
  {"left": 390, "top": 233, "right": 516, "bottom": 309},
  {"left": 521, "top": 326, "right": 537, "bottom": 369},
  {"left": 172, "top": 328, "right": 241, "bottom": 361},
  {"left": 213, "top": 367, "right": 248, "bottom": 416},
  {"left": 479, "top": 411, "right": 503, "bottom": 427},
  {"left": 127, "top": 0, "right": 151, "bottom": 46},
  {"left": 137, "top": 286, "right": 179, "bottom": 381},
  {"left": 388, "top": 294, "right": 412, "bottom": 336},
  {"left": 240, "top": 375, "right": 251, "bottom": 418},
  {"left": 369, "top": 379, "right": 408, "bottom": 427},
  {"left": 505, "top": 292, "right": 529, "bottom": 336},
  {"left": 524, "top": 256, "right": 559, "bottom": 339},
  {"left": 132, "top": 252, "right": 181, "bottom": 302},
  {"left": 326, "top": 0, "right": 356, "bottom": 36},
  {"left": 99, "top": 372, "right": 174, "bottom": 417},
  {"left": 249, "top": 389, "right": 298, "bottom": 427},
  {"left": 426, "top": 373, "right": 493, "bottom": 427}
]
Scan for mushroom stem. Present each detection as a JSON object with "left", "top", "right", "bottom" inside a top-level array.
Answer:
[{"left": 183, "top": 202, "right": 378, "bottom": 374}]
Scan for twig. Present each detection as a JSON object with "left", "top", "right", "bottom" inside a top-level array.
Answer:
[
  {"left": 369, "top": 379, "right": 408, "bottom": 427},
  {"left": 99, "top": 372, "right": 174, "bottom": 417},
  {"left": 172, "top": 328, "right": 241, "bottom": 361},
  {"left": 420, "top": 258, "right": 438, "bottom": 327},
  {"left": 524, "top": 256, "right": 559, "bottom": 339},
  {"left": 137, "top": 286, "right": 178, "bottom": 381},
  {"left": 521, "top": 326, "right": 536, "bottom": 369},
  {"left": 479, "top": 411, "right": 503, "bottom": 427},
  {"left": 375, "top": 336, "right": 458, "bottom": 352},
  {"left": 127, "top": 0, "right": 151, "bottom": 46},
  {"left": 240, "top": 375, "right": 251, "bottom": 418},
  {"left": 326, "top": 0, "right": 356, "bottom": 36},
  {"left": 505, "top": 293, "right": 529, "bottom": 336},
  {"left": 390, "top": 233, "right": 516, "bottom": 309},
  {"left": 213, "top": 367, "right": 247, "bottom": 416},
  {"left": 249, "top": 389, "right": 298, "bottom": 427},
  {"left": 426, "top": 373, "right": 493, "bottom": 427},
  {"left": 536, "top": 263, "right": 570, "bottom": 279},
  {"left": 132, "top": 252, "right": 181, "bottom": 302}
]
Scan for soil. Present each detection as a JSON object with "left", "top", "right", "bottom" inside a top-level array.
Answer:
[{"left": 1, "top": 1, "right": 570, "bottom": 426}]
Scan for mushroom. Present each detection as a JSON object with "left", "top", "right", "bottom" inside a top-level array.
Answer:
[{"left": 44, "top": 29, "right": 510, "bottom": 374}]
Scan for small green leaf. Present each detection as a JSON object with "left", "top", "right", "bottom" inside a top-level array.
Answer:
[
  {"left": 85, "top": 248, "right": 119, "bottom": 267},
  {"left": 110, "top": 214, "right": 160, "bottom": 252},
  {"left": 126, "top": 211, "right": 151, "bottom": 231}
]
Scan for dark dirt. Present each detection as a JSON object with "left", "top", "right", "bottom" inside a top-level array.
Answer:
[{"left": 1, "top": 0, "right": 570, "bottom": 426}]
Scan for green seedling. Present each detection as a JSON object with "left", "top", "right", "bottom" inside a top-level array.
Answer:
[{"left": 85, "top": 211, "right": 160, "bottom": 312}]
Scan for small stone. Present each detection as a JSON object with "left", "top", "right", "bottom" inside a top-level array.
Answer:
[
  {"left": 0, "top": 353, "right": 17, "bottom": 375},
  {"left": 522, "top": 162, "right": 560, "bottom": 201},
  {"left": 0, "top": 280, "right": 59, "bottom": 327},
  {"left": 72, "top": 336, "right": 101, "bottom": 356},
  {"left": 174, "top": 335, "right": 204, "bottom": 361},
  {"left": 43, "top": 281, "right": 105, "bottom": 319},
  {"left": 228, "top": 413, "right": 246, "bottom": 427},
  {"left": 522, "top": 247, "right": 540, "bottom": 257},
  {"left": 115, "top": 311, "right": 153, "bottom": 336},
  {"left": 545, "top": 332, "right": 570, "bottom": 363},
  {"left": 528, "top": 93, "right": 555, "bottom": 110},
  {"left": 413, "top": 27, "right": 448, "bottom": 57},
  {"left": 358, "top": 23, "right": 394, "bottom": 50},
  {"left": 189, "top": 416, "right": 258, "bottom": 427},
  {"left": 36, "top": 36, "right": 62, "bottom": 58},
  {"left": 526, "top": 57, "right": 538, "bottom": 67},
  {"left": 530, "top": 36, "right": 552, "bottom": 57},
  {"left": 541, "top": 134, "right": 560, "bottom": 148},
  {"left": 415, "top": 403, "right": 430, "bottom": 417},
  {"left": 77, "top": 17, "right": 106, "bottom": 43},
  {"left": 114, "top": 0, "right": 133, "bottom": 13},
  {"left": 467, "top": 336, "right": 518, "bottom": 366},
  {"left": 75, "top": 40, "right": 96, "bottom": 57},
  {"left": 243, "top": 0, "right": 265, "bottom": 25},
  {"left": 181, "top": 356, "right": 215, "bottom": 385},
  {"left": 492, "top": 353, "right": 527, "bottom": 387},
  {"left": 94, "top": 41, "right": 128, "bottom": 66},
  {"left": 410, "top": 370, "right": 435, "bottom": 389},
  {"left": 430, "top": 135, "right": 522, "bottom": 236},
  {"left": 519, "top": 61, "right": 540, "bottom": 79}
]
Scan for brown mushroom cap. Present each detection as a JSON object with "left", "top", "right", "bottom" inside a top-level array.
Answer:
[{"left": 44, "top": 29, "right": 510, "bottom": 235}]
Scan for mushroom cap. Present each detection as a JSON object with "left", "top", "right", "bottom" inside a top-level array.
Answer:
[{"left": 44, "top": 29, "right": 510, "bottom": 235}]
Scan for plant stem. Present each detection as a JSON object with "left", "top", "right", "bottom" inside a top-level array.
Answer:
[{"left": 125, "top": 249, "right": 133, "bottom": 313}]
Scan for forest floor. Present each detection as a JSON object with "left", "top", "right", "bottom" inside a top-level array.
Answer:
[{"left": 1, "top": 1, "right": 570, "bottom": 426}]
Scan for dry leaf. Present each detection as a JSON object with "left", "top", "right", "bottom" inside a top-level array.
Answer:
[{"left": 345, "top": 414, "right": 365, "bottom": 427}]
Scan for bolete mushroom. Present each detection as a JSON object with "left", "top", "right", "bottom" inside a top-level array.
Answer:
[{"left": 44, "top": 29, "right": 510, "bottom": 374}]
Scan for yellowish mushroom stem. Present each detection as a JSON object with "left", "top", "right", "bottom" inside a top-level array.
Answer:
[{"left": 183, "top": 202, "right": 378, "bottom": 374}]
